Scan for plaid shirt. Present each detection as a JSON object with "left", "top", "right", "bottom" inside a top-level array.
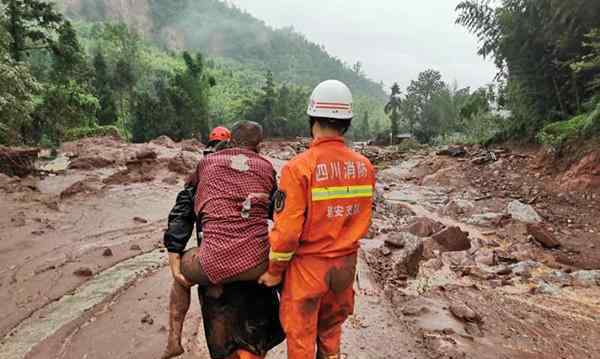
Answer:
[{"left": 194, "top": 148, "right": 276, "bottom": 283}]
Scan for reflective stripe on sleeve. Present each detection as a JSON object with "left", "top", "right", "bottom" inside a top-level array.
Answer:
[
  {"left": 311, "top": 185, "right": 373, "bottom": 202},
  {"left": 269, "top": 250, "right": 295, "bottom": 262}
]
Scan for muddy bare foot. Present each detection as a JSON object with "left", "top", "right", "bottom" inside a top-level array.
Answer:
[{"left": 161, "top": 340, "right": 184, "bottom": 359}]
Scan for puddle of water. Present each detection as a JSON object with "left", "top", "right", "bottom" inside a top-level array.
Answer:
[{"left": 0, "top": 251, "right": 166, "bottom": 359}]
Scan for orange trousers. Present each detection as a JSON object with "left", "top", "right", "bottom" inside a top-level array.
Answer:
[
  {"left": 225, "top": 349, "right": 263, "bottom": 359},
  {"left": 280, "top": 254, "right": 357, "bottom": 359}
]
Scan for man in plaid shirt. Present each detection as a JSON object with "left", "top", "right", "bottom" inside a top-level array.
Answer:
[{"left": 163, "top": 121, "right": 282, "bottom": 359}]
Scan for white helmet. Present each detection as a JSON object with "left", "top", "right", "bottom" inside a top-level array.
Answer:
[{"left": 307, "top": 80, "right": 353, "bottom": 120}]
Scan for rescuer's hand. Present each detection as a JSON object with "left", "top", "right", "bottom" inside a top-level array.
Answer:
[
  {"left": 258, "top": 271, "right": 283, "bottom": 287},
  {"left": 174, "top": 272, "right": 194, "bottom": 288},
  {"left": 169, "top": 253, "right": 194, "bottom": 288}
]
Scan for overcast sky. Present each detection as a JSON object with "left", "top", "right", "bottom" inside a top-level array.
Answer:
[{"left": 227, "top": 0, "right": 497, "bottom": 91}]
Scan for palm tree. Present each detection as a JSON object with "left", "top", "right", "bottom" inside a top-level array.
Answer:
[{"left": 384, "top": 82, "right": 402, "bottom": 143}]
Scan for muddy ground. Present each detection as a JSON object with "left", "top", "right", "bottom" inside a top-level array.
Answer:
[{"left": 0, "top": 136, "right": 599, "bottom": 358}]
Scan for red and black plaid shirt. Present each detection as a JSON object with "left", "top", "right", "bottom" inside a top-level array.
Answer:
[{"left": 193, "top": 148, "right": 276, "bottom": 283}]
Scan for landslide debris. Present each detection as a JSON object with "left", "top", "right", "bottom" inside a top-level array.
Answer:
[{"left": 362, "top": 142, "right": 600, "bottom": 359}]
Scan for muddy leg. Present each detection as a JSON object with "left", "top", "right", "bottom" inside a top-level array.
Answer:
[{"left": 162, "top": 280, "right": 190, "bottom": 359}]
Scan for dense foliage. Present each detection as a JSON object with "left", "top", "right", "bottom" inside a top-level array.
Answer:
[
  {"left": 1, "top": 0, "right": 389, "bottom": 147},
  {"left": 384, "top": 68, "right": 500, "bottom": 145},
  {"left": 456, "top": 0, "right": 600, "bottom": 143}
]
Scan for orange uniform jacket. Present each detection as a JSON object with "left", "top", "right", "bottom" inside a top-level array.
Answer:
[{"left": 268, "top": 136, "right": 375, "bottom": 275}]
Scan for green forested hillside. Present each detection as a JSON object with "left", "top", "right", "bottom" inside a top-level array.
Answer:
[
  {"left": 1, "top": 0, "right": 388, "bottom": 146},
  {"left": 65, "top": 0, "right": 386, "bottom": 100}
]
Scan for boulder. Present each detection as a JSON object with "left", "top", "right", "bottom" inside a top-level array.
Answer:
[
  {"left": 167, "top": 152, "right": 198, "bottom": 175},
  {"left": 384, "top": 232, "right": 419, "bottom": 248},
  {"left": 437, "top": 146, "right": 466, "bottom": 157},
  {"left": 534, "top": 281, "right": 561, "bottom": 296},
  {"left": 466, "top": 212, "right": 506, "bottom": 228},
  {"left": 449, "top": 302, "right": 481, "bottom": 323},
  {"left": 526, "top": 223, "right": 561, "bottom": 249},
  {"left": 431, "top": 226, "right": 471, "bottom": 252},
  {"left": 151, "top": 135, "right": 176, "bottom": 148},
  {"left": 507, "top": 200, "right": 542, "bottom": 223},
  {"left": 135, "top": 147, "right": 158, "bottom": 161},
  {"left": 404, "top": 217, "right": 444, "bottom": 237},
  {"left": 60, "top": 180, "right": 96, "bottom": 199},
  {"left": 511, "top": 260, "right": 541, "bottom": 277},
  {"left": 422, "top": 238, "right": 443, "bottom": 259},
  {"left": 391, "top": 236, "right": 424, "bottom": 278},
  {"left": 440, "top": 199, "right": 475, "bottom": 217}
]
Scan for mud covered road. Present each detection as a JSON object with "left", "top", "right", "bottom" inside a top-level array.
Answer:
[{"left": 1, "top": 136, "right": 599, "bottom": 358}]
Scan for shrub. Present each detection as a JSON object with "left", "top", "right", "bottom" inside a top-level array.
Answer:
[{"left": 63, "top": 125, "right": 122, "bottom": 141}]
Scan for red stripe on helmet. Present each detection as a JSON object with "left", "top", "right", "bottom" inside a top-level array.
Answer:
[
  {"left": 316, "top": 102, "right": 351, "bottom": 107},
  {"left": 315, "top": 106, "right": 352, "bottom": 110}
]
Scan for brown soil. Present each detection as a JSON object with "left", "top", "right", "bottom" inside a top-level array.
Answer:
[{"left": 1, "top": 138, "right": 599, "bottom": 359}]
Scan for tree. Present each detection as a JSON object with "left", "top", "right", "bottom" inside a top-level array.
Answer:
[
  {"left": 456, "top": 0, "right": 600, "bottom": 136},
  {"left": 131, "top": 51, "right": 213, "bottom": 142},
  {"left": 93, "top": 51, "right": 118, "bottom": 125},
  {"left": 403, "top": 69, "right": 446, "bottom": 142},
  {"left": 51, "top": 21, "right": 87, "bottom": 82},
  {"left": 384, "top": 83, "right": 402, "bottom": 141},
  {"left": 0, "top": 60, "right": 41, "bottom": 144},
  {"left": 33, "top": 80, "right": 99, "bottom": 145},
  {"left": 2, "top": 0, "right": 63, "bottom": 62},
  {"left": 572, "top": 29, "right": 600, "bottom": 93},
  {"left": 357, "top": 111, "right": 371, "bottom": 140},
  {"left": 261, "top": 70, "right": 276, "bottom": 135},
  {"left": 352, "top": 61, "right": 364, "bottom": 76}
]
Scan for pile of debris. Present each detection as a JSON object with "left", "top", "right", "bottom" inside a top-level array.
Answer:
[
  {"left": 0, "top": 145, "right": 40, "bottom": 177},
  {"left": 356, "top": 145, "right": 405, "bottom": 165},
  {"left": 364, "top": 217, "right": 471, "bottom": 288},
  {"left": 289, "top": 138, "right": 311, "bottom": 153}
]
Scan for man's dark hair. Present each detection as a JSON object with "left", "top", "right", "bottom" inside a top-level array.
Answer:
[
  {"left": 230, "top": 121, "right": 264, "bottom": 150},
  {"left": 310, "top": 117, "right": 352, "bottom": 135}
]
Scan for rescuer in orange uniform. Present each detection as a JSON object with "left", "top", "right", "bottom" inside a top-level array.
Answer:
[{"left": 258, "top": 80, "right": 375, "bottom": 359}]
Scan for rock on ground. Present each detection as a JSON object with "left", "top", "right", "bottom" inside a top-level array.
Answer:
[
  {"left": 150, "top": 135, "right": 176, "bottom": 148},
  {"left": 384, "top": 232, "right": 419, "bottom": 248},
  {"left": 392, "top": 236, "right": 424, "bottom": 278},
  {"left": 60, "top": 180, "right": 97, "bottom": 199},
  {"left": 404, "top": 217, "right": 444, "bottom": 237},
  {"left": 167, "top": 152, "right": 198, "bottom": 175},
  {"left": 507, "top": 200, "right": 542, "bottom": 223},
  {"left": 449, "top": 302, "right": 481, "bottom": 323},
  {"left": 527, "top": 223, "right": 561, "bottom": 248},
  {"left": 135, "top": 148, "right": 157, "bottom": 161},
  {"left": 431, "top": 226, "right": 471, "bottom": 252}
]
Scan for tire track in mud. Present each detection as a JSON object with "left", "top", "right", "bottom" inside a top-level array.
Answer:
[{"left": 0, "top": 250, "right": 167, "bottom": 359}]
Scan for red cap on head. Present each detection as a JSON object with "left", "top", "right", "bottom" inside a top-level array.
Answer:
[{"left": 209, "top": 126, "right": 231, "bottom": 142}]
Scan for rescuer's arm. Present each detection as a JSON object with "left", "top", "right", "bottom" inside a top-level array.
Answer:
[{"left": 259, "top": 164, "right": 307, "bottom": 286}]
